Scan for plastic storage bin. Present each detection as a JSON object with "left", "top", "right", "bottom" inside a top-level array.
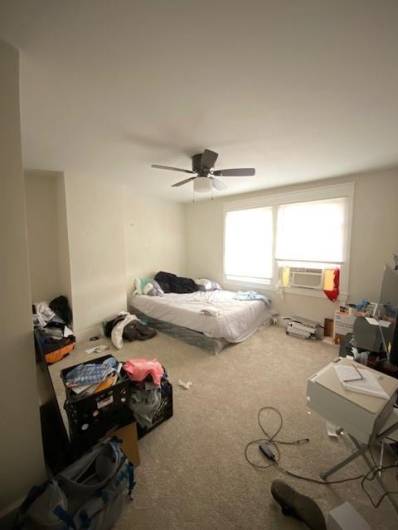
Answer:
[
  {"left": 136, "top": 378, "right": 173, "bottom": 438},
  {"left": 61, "top": 355, "right": 134, "bottom": 442}
]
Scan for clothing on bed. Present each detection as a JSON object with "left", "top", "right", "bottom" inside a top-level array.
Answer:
[
  {"left": 195, "top": 278, "right": 221, "bottom": 291},
  {"left": 143, "top": 280, "right": 164, "bottom": 296},
  {"left": 234, "top": 291, "right": 271, "bottom": 306},
  {"left": 155, "top": 271, "right": 199, "bottom": 294}
]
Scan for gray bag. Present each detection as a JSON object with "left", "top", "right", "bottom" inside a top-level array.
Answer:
[{"left": 16, "top": 438, "right": 135, "bottom": 530}]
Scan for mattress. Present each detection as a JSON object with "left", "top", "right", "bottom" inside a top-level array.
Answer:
[{"left": 129, "top": 290, "right": 271, "bottom": 343}]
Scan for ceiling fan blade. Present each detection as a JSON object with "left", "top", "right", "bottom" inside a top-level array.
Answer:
[
  {"left": 213, "top": 168, "right": 255, "bottom": 177},
  {"left": 210, "top": 177, "right": 227, "bottom": 191},
  {"left": 201, "top": 149, "right": 218, "bottom": 169},
  {"left": 152, "top": 164, "right": 195, "bottom": 174},
  {"left": 171, "top": 177, "right": 196, "bottom": 187}
]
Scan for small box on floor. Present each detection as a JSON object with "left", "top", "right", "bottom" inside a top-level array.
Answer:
[
  {"left": 327, "top": 502, "right": 371, "bottom": 530},
  {"left": 113, "top": 422, "right": 140, "bottom": 466}
]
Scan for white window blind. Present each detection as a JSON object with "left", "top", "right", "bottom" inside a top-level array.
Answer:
[
  {"left": 276, "top": 197, "right": 347, "bottom": 264},
  {"left": 224, "top": 207, "right": 273, "bottom": 283}
]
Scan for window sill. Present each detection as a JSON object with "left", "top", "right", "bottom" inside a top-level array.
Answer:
[
  {"left": 282, "top": 286, "right": 348, "bottom": 302},
  {"left": 223, "top": 277, "right": 348, "bottom": 303},
  {"left": 223, "top": 277, "right": 272, "bottom": 292}
]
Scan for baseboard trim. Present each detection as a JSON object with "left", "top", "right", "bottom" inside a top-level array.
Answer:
[{"left": 74, "top": 323, "right": 105, "bottom": 342}]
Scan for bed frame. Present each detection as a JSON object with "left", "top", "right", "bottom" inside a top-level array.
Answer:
[{"left": 129, "top": 306, "right": 229, "bottom": 354}]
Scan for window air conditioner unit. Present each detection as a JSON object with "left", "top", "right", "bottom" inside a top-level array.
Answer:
[{"left": 289, "top": 268, "right": 324, "bottom": 290}]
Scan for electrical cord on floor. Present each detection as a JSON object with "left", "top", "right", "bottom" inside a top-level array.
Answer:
[{"left": 244, "top": 406, "right": 398, "bottom": 506}]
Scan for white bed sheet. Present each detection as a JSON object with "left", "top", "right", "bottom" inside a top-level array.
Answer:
[{"left": 130, "top": 290, "right": 271, "bottom": 343}]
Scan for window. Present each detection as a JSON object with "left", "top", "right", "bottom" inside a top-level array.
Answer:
[
  {"left": 223, "top": 183, "right": 353, "bottom": 297},
  {"left": 224, "top": 207, "right": 273, "bottom": 284},
  {"left": 276, "top": 198, "right": 347, "bottom": 265}
]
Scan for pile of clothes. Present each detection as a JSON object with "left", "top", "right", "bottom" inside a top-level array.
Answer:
[
  {"left": 105, "top": 312, "right": 157, "bottom": 350},
  {"left": 234, "top": 291, "right": 271, "bottom": 306},
  {"left": 154, "top": 271, "right": 198, "bottom": 294},
  {"left": 65, "top": 357, "right": 121, "bottom": 397},
  {"left": 124, "top": 358, "right": 168, "bottom": 429},
  {"left": 63, "top": 356, "right": 171, "bottom": 431},
  {"left": 33, "top": 295, "right": 75, "bottom": 364}
]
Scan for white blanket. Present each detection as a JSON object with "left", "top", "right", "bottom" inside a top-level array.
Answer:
[{"left": 130, "top": 290, "right": 271, "bottom": 343}]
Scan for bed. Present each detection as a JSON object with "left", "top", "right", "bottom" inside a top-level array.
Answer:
[{"left": 128, "top": 289, "right": 272, "bottom": 353}]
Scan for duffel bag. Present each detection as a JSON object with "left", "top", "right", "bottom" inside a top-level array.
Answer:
[{"left": 15, "top": 438, "right": 135, "bottom": 530}]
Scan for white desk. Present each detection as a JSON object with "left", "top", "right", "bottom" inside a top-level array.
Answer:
[
  {"left": 307, "top": 358, "right": 398, "bottom": 444},
  {"left": 307, "top": 358, "right": 398, "bottom": 514}
]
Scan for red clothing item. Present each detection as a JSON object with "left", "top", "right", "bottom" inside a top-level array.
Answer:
[
  {"left": 124, "top": 358, "right": 164, "bottom": 386},
  {"left": 324, "top": 268, "right": 340, "bottom": 302}
]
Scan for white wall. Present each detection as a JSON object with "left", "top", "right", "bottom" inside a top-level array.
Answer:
[
  {"left": 0, "top": 39, "right": 45, "bottom": 513},
  {"left": 124, "top": 192, "right": 186, "bottom": 289},
  {"left": 185, "top": 168, "right": 398, "bottom": 322},
  {"left": 56, "top": 172, "right": 72, "bottom": 304},
  {"left": 64, "top": 175, "right": 127, "bottom": 339},
  {"left": 64, "top": 174, "right": 186, "bottom": 338},
  {"left": 25, "top": 170, "right": 71, "bottom": 303}
]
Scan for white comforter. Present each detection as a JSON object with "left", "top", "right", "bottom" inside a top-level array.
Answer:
[{"left": 130, "top": 290, "right": 271, "bottom": 343}]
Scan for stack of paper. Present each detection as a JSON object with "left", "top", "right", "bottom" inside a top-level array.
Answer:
[{"left": 334, "top": 364, "right": 389, "bottom": 400}]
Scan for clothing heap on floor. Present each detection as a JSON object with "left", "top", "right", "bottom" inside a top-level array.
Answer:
[
  {"left": 105, "top": 312, "right": 157, "bottom": 349},
  {"left": 33, "top": 295, "right": 75, "bottom": 364}
]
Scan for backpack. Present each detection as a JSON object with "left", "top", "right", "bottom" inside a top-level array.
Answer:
[{"left": 15, "top": 438, "right": 135, "bottom": 530}]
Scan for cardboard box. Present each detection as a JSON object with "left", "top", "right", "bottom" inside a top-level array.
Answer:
[
  {"left": 327, "top": 502, "right": 371, "bottom": 530},
  {"left": 113, "top": 422, "right": 140, "bottom": 466}
]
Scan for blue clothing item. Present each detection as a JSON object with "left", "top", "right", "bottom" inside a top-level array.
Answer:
[
  {"left": 65, "top": 357, "right": 118, "bottom": 387},
  {"left": 234, "top": 291, "right": 271, "bottom": 307}
]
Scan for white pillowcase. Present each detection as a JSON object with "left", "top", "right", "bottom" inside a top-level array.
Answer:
[
  {"left": 143, "top": 283, "right": 154, "bottom": 295},
  {"left": 143, "top": 281, "right": 164, "bottom": 296},
  {"left": 195, "top": 278, "right": 221, "bottom": 291}
]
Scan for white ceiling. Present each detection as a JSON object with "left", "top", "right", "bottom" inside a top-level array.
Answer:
[{"left": 1, "top": 0, "right": 398, "bottom": 201}]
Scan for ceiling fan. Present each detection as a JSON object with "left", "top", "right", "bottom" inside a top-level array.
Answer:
[{"left": 151, "top": 149, "right": 255, "bottom": 192}]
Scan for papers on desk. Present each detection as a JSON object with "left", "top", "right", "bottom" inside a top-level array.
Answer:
[
  {"left": 365, "top": 317, "right": 391, "bottom": 328},
  {"left": 334, "top": 364, "right": 389, "bottom": 400}
]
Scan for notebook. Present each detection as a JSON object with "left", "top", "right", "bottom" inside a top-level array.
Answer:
[{"left": 334, "top": 364, "right": 389, "bottom": 400}]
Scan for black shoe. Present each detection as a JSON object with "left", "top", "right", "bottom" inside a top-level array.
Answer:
[{"left": 271, "top": 480, "right": 326, "bottom": 530}]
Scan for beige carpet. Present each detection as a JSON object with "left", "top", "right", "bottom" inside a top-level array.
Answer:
[{"left": 110, "top": 325, "right": 397, "bottom": 530}]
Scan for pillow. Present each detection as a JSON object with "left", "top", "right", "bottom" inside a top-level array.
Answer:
[
  {"left": 152, "top": 279, "right": 164, "bottom": 295},
  {"left": 134, "top": 277, "right": 153, "bottom": 295},
  {"left": 143, "top": 280, "right": 164, "bottom": 297},
  {"left": 195, "top": 278, "right": 221, "bottom": 291}
]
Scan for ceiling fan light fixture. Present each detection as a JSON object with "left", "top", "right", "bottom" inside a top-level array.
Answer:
[
  {"left": 151, "top": 148, "right": 256, "bottom": 191},
  {"left": 194, "top": 176, "right": 212, "bottom": 193}
]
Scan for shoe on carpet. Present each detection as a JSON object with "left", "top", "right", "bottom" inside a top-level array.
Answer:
[{"left": 271, "top": 479, "right": 326, "bottom": 530}]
